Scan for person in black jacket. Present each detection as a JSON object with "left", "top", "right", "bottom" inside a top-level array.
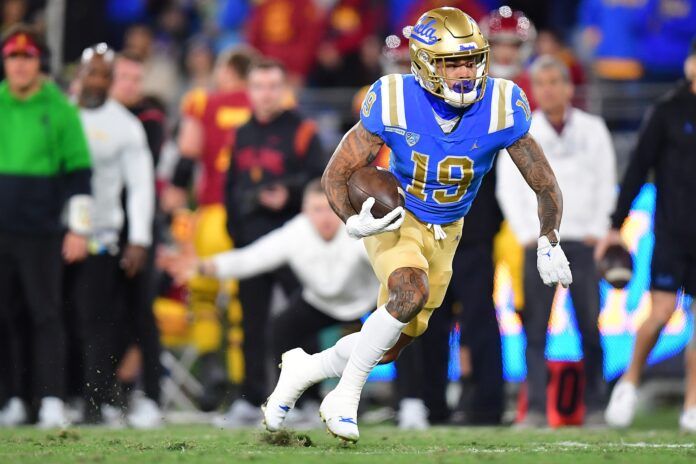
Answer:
[
  {"left": 602, "top": 39, "right": 696, "bottom": 432},
  {"left": 110, "top": 50, "right": 166, "bottom": 428},
  {"left": 393, "top": 171, "right": 505, "bottom": 429},
  {"left": 0, "top": 25, "right": 92, "bottom": 428},
  {"left": 449, "top": 171, "right": 505, "bottom": 425},
  {"left": 219, "top": 59, "right": 325, "bottom": 427}
]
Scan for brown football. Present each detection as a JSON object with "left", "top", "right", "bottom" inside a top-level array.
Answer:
[
  {"left": 347, "top": 166, "right": 405, "bottom": 219},
  {"left": 598, "top": 244, "right": 634, "bottom": 289}
]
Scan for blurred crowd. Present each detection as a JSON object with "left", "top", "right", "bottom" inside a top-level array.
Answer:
[
  {"left": 0, "top": 0, "right": 695, "bottom": 431},
  {"left": 6, "top": 0, "right": 694, "bottom": 106}
]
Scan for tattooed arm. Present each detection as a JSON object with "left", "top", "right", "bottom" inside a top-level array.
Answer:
[
  {"left": 506, "top": 133, "right": 563, "bottom": 243},
  {"left": 321, "top": 121, "right": 385, "bottom": 223}
]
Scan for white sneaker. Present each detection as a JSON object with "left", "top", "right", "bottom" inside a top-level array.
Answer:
[
  {"left": 127, "top": 395, "right": 164, "bottom": 429},
  {"left": 65, "top": 397, "right": 85, "bottom": 425},
  {"left": 262, "top": 348, "right": 322, "bottom": 432},
  {"left": 37, "top": 397, "right": 70, "bottom": 429},
  {"left": 397, "top": 398, "right": 429, "bottom": 430},
  {"left": 213, "top": 399, "right": 263, "bottom": 429},
  {"left": 679, "top": 407, "right": 696, "bottom": 433},
  {"left": 319, "top": 389, "right": 359, "bottom": 443},
  {"left": 1, "top": 397, "right": 28, "bottom": 426},
  {"left": 605, "top": 380, "right": 638, "bottom": 428},
  {"left": 101, "top": 404, "right": 126, "bottom": 429}
]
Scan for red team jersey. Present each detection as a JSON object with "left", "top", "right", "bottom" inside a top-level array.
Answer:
[{"left": 181, "top": 89, "right": 252, "bottom": 205}]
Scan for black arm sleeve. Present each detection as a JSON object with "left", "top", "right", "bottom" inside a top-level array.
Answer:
[
  {"left": 611, "top": 105, "right": 663, "bottom": 229},
  {"left": 305, "top": 132, "right": 328, "bottom": 179},
  {"left": 224, "top": 144, "right": 242, "bottom": 243},
  {"left": 286, "top": 132, "right": 326, "bottom": 214},
  {"left": 141, "top": 115, "right": 165, "bottom": 168},
  {"left": 172, "top": 157, "right": 195, "bottom": 189},
  {"left": 63, "top": 167, "right": 92, "bottom": 198}
]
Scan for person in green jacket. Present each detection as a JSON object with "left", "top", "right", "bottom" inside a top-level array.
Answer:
[{"left": 0, "top": 24, "right": 92, "bottom": 429}]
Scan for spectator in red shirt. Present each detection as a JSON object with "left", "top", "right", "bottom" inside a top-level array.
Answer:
[
  {"left": 479, "top": 6, "right": 537, "bottom": 109},
  {"left": 246, "top": 0, "right": 324, "bottom": 86},
  {"left": 308, "top": 0, "right": 385, "bottom": 87}
]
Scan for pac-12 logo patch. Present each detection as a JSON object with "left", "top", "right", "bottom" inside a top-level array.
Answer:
[
  {"left": 362, "top": 91, "right": 376, "bottom": 117},
  {"left": 516, "top": 89, "right": 531, "bottom": 121},
  {"left": 405, "top": 131, "right": 420, "bottom": 147}
]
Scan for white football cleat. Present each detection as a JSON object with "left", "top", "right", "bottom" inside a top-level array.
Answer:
[
  {"left": 37, "top": 397, "right": 70, "bottom": 429},
  {"left": 397, "top": 398, "right": 430, "bottom": 430},
  {"left": 1, "top": 397, "right": 28, "bottom": 426},
  {"left": 262, "top": 348, "right": 322, "bottom": 432},
  {"left": 127, "top": 395, "right": 163, "bottom": 429},
  {"left": 679, "top": 407, "right": 696, "bottom": 433},
  {"left": 605, "top": 380, "right": 638, "bottom": 428},
  {"left": 319, "top": 389, "right": 359, "bottom": 443}
]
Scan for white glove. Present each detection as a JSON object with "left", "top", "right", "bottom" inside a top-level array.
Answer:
[
  {"left": 537, "top": 234, "right": 573, "bottom": 288},
  {"left": 345, "top": 197, "right": 405, "bottom": 239}
]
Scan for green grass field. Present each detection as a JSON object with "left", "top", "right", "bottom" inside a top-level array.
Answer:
[{"left": 1, "top": 409, "right": 695, "bottom": 464}]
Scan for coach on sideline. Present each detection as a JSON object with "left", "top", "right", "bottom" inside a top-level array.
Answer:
[
  {"left": 603, "top": 38, "right": 696, "bottom": 432},
  {"left": 497, "top": 55, "right": 616, "bottom": 428},
  {"left": 0, "top": 25, "right": 92, "bottom": 428}
]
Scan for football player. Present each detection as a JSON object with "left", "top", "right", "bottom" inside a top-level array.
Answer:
[
  {"left": 263, "top": 7, "right": 572, "bottom": 442},
  {"left": 160, "top": 46, "right": 255, "bottom": 407}
]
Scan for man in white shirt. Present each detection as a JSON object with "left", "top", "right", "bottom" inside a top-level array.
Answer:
[
  {"left": 497, "top": 55, "right": 616, "bottom": 427},
  {"left": 67, "top": 44, "right": 156, "bottom": 426},
  {"left": 159, "top": 180, "right": 378, "bottom": 426}
]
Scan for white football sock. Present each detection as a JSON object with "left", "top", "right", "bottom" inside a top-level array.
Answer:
[
  {"left": 333, "top": 306, "right": 406, "bottom": 404},
  {"left": 315, "top": 332, "right": 360, "bottom": 379}
]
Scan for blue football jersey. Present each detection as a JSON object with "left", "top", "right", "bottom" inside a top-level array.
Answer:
[{"left": 360, "top": 74, "right": 531, "bottom": 224}]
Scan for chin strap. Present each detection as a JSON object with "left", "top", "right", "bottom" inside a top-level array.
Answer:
[{"left": 426, "top": 223, "right": 447, "bottom": 241}]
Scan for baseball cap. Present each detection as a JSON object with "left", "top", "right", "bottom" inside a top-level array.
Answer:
[{"left": 2, "top": 31, "right": 40, "bottom": 58}]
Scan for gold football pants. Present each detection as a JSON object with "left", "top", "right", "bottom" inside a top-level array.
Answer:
[
  {"left": 188, "top": 204, "right": 244, "bottom": 382},
  {"left": 363, "top": 211, "right": 463, "bottom": 337}
]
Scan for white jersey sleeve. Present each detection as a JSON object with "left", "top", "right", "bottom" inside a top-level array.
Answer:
[
  {"left": 211, "top": 217, "right": 296, "bottom": 279},
  {"left": 121, "top": 116, "right": 155, "bottom": 246}
]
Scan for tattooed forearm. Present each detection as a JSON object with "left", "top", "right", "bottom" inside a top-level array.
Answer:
[
  {"left": 506, "top": 133, "right": 563, "bottom": 241},
  {"left": 321, "top": 121, "right": 385, "bottom": 222}
]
